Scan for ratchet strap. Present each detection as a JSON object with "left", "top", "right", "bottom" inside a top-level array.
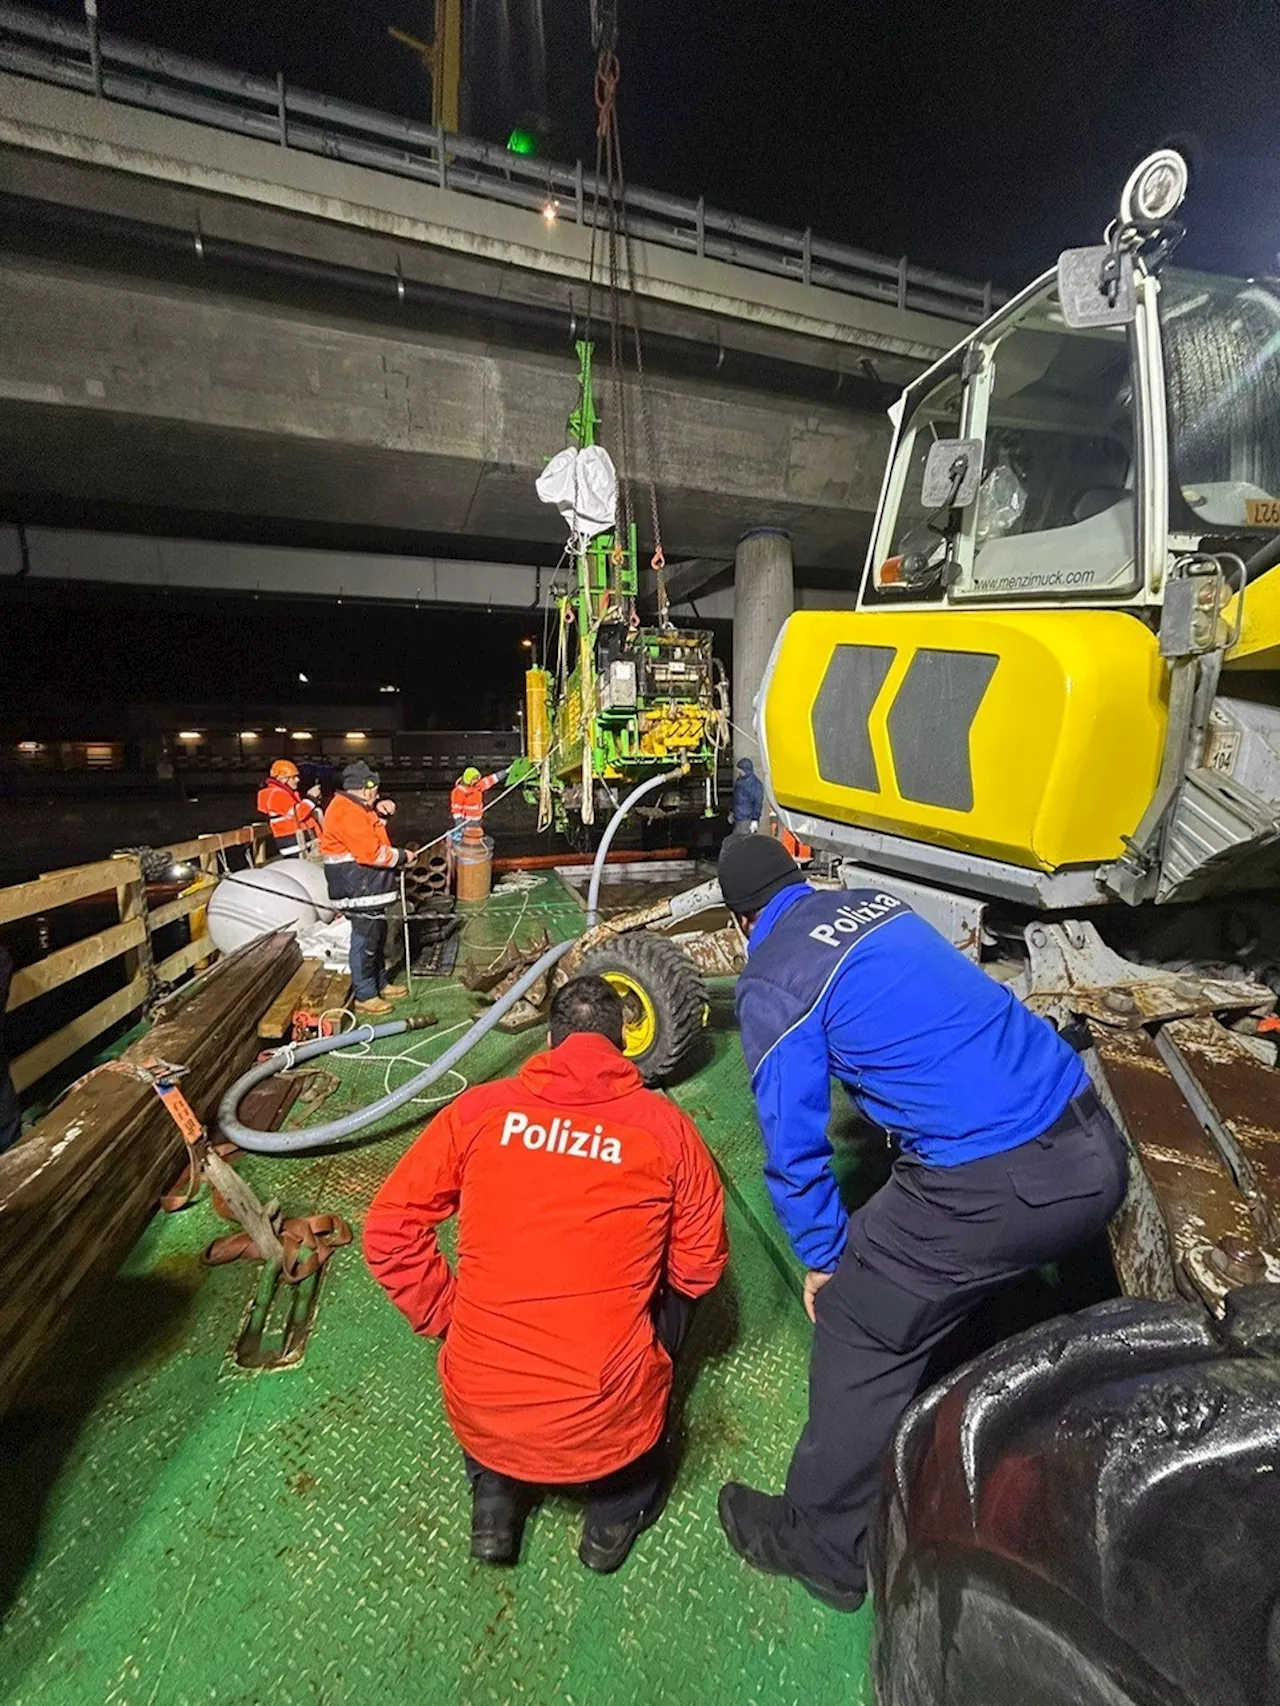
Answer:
[{"left": 116, "top": 1057, "right": 352, "bottom": 1283}]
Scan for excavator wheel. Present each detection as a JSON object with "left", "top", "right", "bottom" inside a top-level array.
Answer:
[
  {"left": 576, "top": 930, "right": 707, "bottom": 1084},
  {"left": 871, "top": 1290, "right": 1280, "bottom": 1706}
]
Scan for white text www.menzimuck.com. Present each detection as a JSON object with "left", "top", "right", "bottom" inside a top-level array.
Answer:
[{"left": 978, "top": 567, "right": 1097, "bottom": 592}]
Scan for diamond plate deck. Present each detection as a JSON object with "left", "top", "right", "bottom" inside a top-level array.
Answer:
[{"left": 0, "top": 874, "right": 874, "bottom": 1705}]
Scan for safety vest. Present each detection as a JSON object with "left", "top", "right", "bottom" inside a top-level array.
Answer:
[
  {"left": 256, "top": 780, "right": 318, "bottom": 853},
  {"left": 450, "top": 772, "right": 500, "bottom": 823}
]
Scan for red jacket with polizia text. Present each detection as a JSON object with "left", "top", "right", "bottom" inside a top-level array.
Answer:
[
  {"left": 449, "top": 772, "right": 500, "bottom": 823},
  {"left": 363, "top": 1032, "right": 728, "bottom": 1481},
  {"left": 256, "top": 779, "right": 319, "bottom": 845}
]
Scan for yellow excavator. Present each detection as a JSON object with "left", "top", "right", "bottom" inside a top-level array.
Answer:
[
  {"left": 763, "top": 148, "right": 1280, "bottom": 931},
  {"left": 757, "top": 151, "right": 1280, "bottom": 1706}
]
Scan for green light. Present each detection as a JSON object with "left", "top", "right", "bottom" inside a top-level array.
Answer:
[{"left": 506, "top": 127, "right": 538, "bottom": 156}]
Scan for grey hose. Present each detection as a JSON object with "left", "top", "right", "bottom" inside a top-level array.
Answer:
[
  {"left": 218, "top": 766, "right": 683, "bottom": 1154},
  {"left": 585, "top": 767, "right": 686, "bottom": 927},
  {"left": 217, "top": 937, "right": 574, "bottom": 1153}
]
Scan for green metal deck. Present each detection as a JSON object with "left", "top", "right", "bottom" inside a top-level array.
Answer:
[{"left": 0, "top": 875, "right": 876, "bottom": 1705}]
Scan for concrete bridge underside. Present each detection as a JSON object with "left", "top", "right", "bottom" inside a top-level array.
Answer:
[{"left": 0, "top": 255, "right": 890, "bottom": 570}]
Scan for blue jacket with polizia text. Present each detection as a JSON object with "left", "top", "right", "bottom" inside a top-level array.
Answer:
[{"left": 734, "top": 884, "right": 1087, "bottom": 1271}]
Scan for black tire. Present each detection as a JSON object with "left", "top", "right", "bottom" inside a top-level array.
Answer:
[
  {"left": 872, "top": 1291, "right": 1280, "bottom": 1706},
  {"left": 576, "top": 931, "right": 707, "bottom": 1084}
]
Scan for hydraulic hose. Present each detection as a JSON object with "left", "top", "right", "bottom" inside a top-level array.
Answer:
[
  {"left": 585, "top": 768, "right": 687, "bottom": 927},
  {"left": 216, "top": 939, "right": 574, "bottom": 1153},
  {"left": 218, "top": 765, "right": 685, "bottom": 1153}
]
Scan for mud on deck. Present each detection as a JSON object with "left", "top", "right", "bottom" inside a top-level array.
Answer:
[{"left": 0, "top": 873, "right": 877, "bottom": 1706}]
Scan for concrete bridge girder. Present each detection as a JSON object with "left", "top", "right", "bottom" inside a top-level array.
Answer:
[{"left": 0, "top": 257, "right": 890, "bottom": 567}]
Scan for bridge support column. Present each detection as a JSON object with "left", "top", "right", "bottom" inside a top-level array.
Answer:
[{"left": 732, "top": 528, "right": 794, "bottom": 769}]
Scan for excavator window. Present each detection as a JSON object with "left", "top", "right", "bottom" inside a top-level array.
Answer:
[
  {"left": 958, "top": 307, "right": 1136, "bottom": 600},
  {"left": 865, "top": 295, "right": 1139, "bottom": 608},
  {"left": 1163, "top": 271, "right": 1280, "bottom": 536},
  {"left": 864, "top": 372, "right": 965, "bottom": 605}
]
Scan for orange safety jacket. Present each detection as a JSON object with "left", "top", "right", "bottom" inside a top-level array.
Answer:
[
  {"left": 449, "top": 772, "right": 500, "bottom": 824},
  {"left": 256, "top": 779, "right": 319, "bottom": 852},
  {"left": 319, "top": 790, "right": 406, "bottom": 911},
  {"left": 363, "top": 1032, "right": 728, "bottom": 1482}
]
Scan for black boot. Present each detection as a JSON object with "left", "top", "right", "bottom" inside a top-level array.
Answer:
[
  {"left": 470, "top": 1471, "right": 525, "bottom": 1565},
  {"left": 578, "top": 1497, "right": 664, "bottom": 1574},
  {"left": 717, "top": 1482, "right": 865, "bottom": 1613}
]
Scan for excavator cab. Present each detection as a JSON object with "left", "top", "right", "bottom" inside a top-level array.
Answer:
[{"left": 761, "top": 150, "right": 1280, "bottom": 915}]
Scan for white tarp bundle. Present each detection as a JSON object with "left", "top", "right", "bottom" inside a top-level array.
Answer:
[{"left": 535, "top": 444, "right": 618, "bottom": 539}]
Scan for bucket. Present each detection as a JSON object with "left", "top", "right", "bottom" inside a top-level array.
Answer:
[{"left": 454, "top": 833, "right": 494, "bottom": 903}]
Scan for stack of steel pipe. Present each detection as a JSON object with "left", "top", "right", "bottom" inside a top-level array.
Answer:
[{"left": 0, "top": 930, "right": 303, "bottom": 1415}]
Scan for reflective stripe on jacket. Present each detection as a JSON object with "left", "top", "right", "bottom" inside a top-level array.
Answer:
[
  {"left": 319, "top": 790, "right": 405, "bottom": 910},
  {"left": 449, "top": 773, "right": 500, "bottom": 823},
  {"left": 256, "top": 779, "right": 319, "bottom": 843},
  {"left": 363, "top": 1032, "right": 728, "bottom": 1482}
]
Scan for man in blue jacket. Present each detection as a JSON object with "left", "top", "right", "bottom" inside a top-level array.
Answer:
[
  {"left": 714, "top": 835, "right": 1127, "bottom": 1612},
  {"left": 729, "top": 757, "right": 765, "bottom": 835}
]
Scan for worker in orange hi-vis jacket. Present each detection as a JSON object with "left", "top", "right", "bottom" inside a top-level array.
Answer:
[
  {"left": 449, "top": 765, "right": 513, "bottom": 842},
  {"left": 256, "top": 759, "right": 321, "bottom": 857},
  {"left": 364, "top": 975, "right": 727, "bottom": 1576},
  {"left": 319, "top": 760, "right": 416, "bottom": 1014}
]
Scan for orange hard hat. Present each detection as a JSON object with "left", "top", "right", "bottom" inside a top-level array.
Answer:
[{"left": 270, "top": 759, "right": 299, "bottom": 782}]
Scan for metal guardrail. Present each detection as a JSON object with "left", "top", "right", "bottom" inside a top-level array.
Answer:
[{"left": 0, "top": 2, "right": 999, "bottom": 327}]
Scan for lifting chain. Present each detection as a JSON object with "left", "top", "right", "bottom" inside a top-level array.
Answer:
[{"left": 581, "top": 13, "right": 666, "bottom": 598}]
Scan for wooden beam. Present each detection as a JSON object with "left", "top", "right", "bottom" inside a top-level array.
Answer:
[
  {"left": 154, "top": 825, "right": 266, "bottom": 864},
  {"left": 155, "top": 936, "right": 217, "bottom": 984},
  {"left": 0, "top": 933, "right": 303, "bottom": 1413},
  {"left": 147, "top": 882, "right": 217, "bottom": 932},
  {"left": 6, "top": 918, "right": 148, "bottom": 1013},
  {"left": 11, "top": 973, "right": 149, "bottom": 1093},
  {"left": 258, "top": 959, "right": 325, "bottom": 1040},
  {"left": 0, "top": 856, "right": 142, "bottom": 928}
]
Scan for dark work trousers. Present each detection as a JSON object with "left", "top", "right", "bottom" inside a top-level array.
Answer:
[
  {"left": 782, "top": 1088, "right": 1128, "bottom": 1592},
  {"left": 464, "top": 1286, "right": 698, "bottom": 1526},
  {"left": 347, "top": 911, "right": 389, "bottom": 1002}
]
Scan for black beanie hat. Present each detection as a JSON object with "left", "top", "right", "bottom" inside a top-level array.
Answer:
[
  {"left": 718, "top": 833, "right": 803, "bottom": 916},
  {"left": 343, "top": 759, "right": 380, "bottom": 792}
]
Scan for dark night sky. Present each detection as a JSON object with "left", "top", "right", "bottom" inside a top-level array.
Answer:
[{"left": 43, "top": 0, "right": 1280, "bottom": 284}]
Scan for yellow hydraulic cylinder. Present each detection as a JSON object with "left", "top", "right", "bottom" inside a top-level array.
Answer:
[{"left": 524, "top": 668, "right": 552, "bottom": 761}]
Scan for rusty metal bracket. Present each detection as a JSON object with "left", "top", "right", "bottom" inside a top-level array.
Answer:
[{"left": 1023, "top": 919, "right": 1273, "bottom": 1030}]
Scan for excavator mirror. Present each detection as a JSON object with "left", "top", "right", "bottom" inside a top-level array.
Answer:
[
  {"left": 921, "top": 438, "right": 983, "bottom": 509},
  {"left": 1057, "top": 245, "right": 1136, "bottom": 328}
]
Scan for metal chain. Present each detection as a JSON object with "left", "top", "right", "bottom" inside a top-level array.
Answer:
[{"left": 609, "top": 108, "right": 667, "bottom": 611}]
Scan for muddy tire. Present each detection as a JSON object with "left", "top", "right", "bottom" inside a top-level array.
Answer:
[
  {"left": 576, "top": 930, "right": 707, "bottom": 1084},
  {"left": 872, "top": 1290, "right": 1280, "bottom": 1706}
]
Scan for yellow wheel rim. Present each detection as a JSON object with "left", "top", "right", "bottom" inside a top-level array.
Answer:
[{"left": 602, "top": 971, "right": 658, "bottom": 1058}]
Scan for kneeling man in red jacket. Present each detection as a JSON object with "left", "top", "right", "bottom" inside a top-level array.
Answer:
[{"left": 364, "top": 975, "right": 728, "bottom": 1572}]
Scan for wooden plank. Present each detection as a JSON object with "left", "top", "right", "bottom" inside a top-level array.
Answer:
[
  {"left": 6, "top": 918, "right": 148, "bottom": 1013},
  {"left": 0, "top": 855, "right": 142, "bottom": 928},
  {"left": 11, "top": 972, "right": 149, "bottom": 1093},
  {"left": 155, "top": 825, "right": 265, "bottom": 864},
  {"left": 155, "top": 935, "right": 219, "bottom": 984},
  {"left": 258, "top": 959, "right": 325, "bottom": 1040},
  {"left": 147, "top": 882, "right": 217, "bottom": 932}
]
